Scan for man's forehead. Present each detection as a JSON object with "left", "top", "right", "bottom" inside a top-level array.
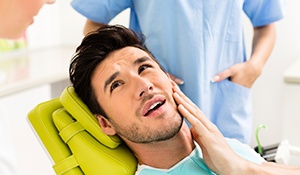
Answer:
[
  {"left": 108, "top": 46, "right": 150, "bottom": 61},
  {"left": 98, "top": 47, "right": 157, "bottom": 70}
]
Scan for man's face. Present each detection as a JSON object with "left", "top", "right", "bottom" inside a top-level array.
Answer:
[{"left": 92, "top": 46, "right": 183, "bottom": 144}]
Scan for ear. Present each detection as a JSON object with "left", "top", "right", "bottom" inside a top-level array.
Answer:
[{"left": 96, "top": 114, "right": 117, "bottom": 135}]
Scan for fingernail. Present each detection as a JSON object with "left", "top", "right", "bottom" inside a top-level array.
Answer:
[
  {"left": 211, "top": 75, "right": 220, "bottom": 83},
  {"left": 177, "top": 79, "right": 184, "bottom": 85}
]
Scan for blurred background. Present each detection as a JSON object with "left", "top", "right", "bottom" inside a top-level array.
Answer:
[{"left": 0, "top": 0, "right": 299, "bottom": 174}]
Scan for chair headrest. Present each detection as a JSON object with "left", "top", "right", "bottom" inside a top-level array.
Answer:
[{"left": 60, "top": 86, "right": 122, "bottom": 149}]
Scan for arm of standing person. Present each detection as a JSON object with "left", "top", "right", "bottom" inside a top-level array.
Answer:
[
  {"left": 172, "top": 83, "right": 300, "bottom": 175},
  {"left": 83, "top": 19, "right": 105, "bottom": 36},
  {"left": 212, "top": 23, "right": 276, "bottom": 88}
]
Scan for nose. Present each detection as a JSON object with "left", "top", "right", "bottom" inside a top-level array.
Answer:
[{"left": 134, "top": 76, "right": 154, "bottom": 100}]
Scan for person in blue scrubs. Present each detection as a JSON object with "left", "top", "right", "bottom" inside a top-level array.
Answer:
[{"left": 70, "top": 0, "right": 284, "bottom": 144}]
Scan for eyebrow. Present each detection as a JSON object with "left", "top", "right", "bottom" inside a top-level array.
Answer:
[
  {"left": 134, "top": 56, "right": 151, "bottom": 65},
  {"left": 103, "top": 56, "right": 151, "bottom": 93},
  {"left": 104, "top": 72, "right": 120, "bottom": 92}
]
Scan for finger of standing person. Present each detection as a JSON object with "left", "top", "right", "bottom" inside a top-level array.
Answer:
[{"left": 168, "top": 73, "right": 184, "bottom": 85}]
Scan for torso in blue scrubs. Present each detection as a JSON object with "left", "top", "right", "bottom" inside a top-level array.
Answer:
[{"left": 71, "top": 0, "right": 284, "bottom": 144}]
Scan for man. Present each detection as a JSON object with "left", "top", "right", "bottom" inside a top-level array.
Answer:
[
  {"left": 71, "top": 0, "right": 285, "bottom": 144},
  {"left": 69, "top": 24, "right": 267, "bottom": 174}
]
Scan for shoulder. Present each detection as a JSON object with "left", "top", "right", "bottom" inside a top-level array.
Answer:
[{"left": 243, "top": 0, "right": 285, "bottom": 26}]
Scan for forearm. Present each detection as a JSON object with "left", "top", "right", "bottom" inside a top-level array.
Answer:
[
  {"left": 232, "top": 161, "right": 300, "bottom": 175},
  {"left": 212, "top": 156, "right": 266, "bottom": 175},
  {"left": 249, "top": 23, "right": 276, "bottom": 71},
  {"left": 84, "top": 19, "right": 105, "bottom": 36}
]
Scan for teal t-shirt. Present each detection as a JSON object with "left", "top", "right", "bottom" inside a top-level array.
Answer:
[{"left": 135, "top": 138, "right": 264, "bottom": 175}]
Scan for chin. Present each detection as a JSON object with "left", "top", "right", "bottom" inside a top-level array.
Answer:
[{"left": 9, "top": 28, "right": 27, "bottom": 40}]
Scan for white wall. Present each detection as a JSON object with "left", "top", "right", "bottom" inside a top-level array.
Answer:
[
  {"left": 26, "top": 0, "right": 85, "bottom": 50},
  {"left": 1, "top": 1, "right": 300, "bottom": 175},
  {"left": 0, "top": 85, "right": 53, "bottom": 175}
]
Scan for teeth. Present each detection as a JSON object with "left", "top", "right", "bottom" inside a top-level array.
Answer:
[{"left": 149, "top": 102, "right": 161, "bottom": 110}]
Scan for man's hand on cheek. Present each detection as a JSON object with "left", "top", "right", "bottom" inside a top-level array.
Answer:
[{"left": 172, "top": 85, "right": 249, "bottom": 175}]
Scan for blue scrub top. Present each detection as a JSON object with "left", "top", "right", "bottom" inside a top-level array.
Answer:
[{"left": 71, "top": 0, "right": 284, "bottom": 144}]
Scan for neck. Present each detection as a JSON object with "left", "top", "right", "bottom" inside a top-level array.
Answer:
[{"left": 125, "top": 124, "right": 195, "bottom": 169}]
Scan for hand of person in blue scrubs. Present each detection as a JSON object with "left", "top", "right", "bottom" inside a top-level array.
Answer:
[
  {"left": 168, "top": 73, "right": 184, "bottom": 85},
  {"left": 211, "top": 24, "right": 276, "bottom": 88},
  {"left": 172, "top": 83, "right": 300, "bottom": 175},
  {"left": 211, "top": 60, "right": 261, "bottom": 88}
]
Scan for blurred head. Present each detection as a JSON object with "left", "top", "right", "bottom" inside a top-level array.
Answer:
[{"left": 0, "top": 0, "right": 55, "bottom": 39}]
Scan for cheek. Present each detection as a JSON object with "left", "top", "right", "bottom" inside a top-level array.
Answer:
[
  {"left": 100, "top": 96, "right": 127, "bottom": 118},
  {"left": 0, "top": 0, "right": 43, "bottom": 39},
  {"left": 156, "top": 74, "right": 172, "bottom": 88}
]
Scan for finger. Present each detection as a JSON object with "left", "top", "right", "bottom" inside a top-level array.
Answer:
[
  {"left": 173, "top": 91, "right": 200, "bottom": 118},
  {"left": 178, "top": 104, "right": 208, "bottom": 135},
  {"left": 173, "top": 85, "right": 196, "bottom": 106},
  {"left": 211, "top": 69, "right": 232, "bottom": 83},
  {"left": 174, "top": 78, "right": 184, "bottom": 85},
  {"left": 172, "top": 85, "right": 217, "bottom": 131},
  {"left": 173, "top": 91, "right": 211, "bottom": 127}
]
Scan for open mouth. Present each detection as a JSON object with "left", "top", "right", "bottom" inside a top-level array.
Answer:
[{"left": 144, "top": 99, "right": 166, "bottom": 116}]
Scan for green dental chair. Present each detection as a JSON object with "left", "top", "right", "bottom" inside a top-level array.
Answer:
[{"left": 28, "top": 86, "right": 137, "bottom": 175}]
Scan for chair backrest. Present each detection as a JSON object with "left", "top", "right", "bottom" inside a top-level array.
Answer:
[{"left": 28, "top": 86, "right": 137, "bottom": 175}]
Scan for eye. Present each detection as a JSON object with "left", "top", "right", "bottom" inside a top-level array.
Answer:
[
  {"left": 110, "top": 81, "right": 123, "bottom": 92},
  {"left": 138, "top": 64, "right": 152, "bottom": 74}
]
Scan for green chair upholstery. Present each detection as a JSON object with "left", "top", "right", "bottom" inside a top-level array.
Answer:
[{"left": 28, "top": 86, "right": 137, "bottom": 175}]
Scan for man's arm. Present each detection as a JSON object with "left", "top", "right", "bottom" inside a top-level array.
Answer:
[
  {"left": 172, "top": 83, "right": 300, "bottom": 175},
  {"left": 83, "top": 19, "right": 105, "bottom": 36},
  {"left": 212, "top": 23, "right": 276, "bottom": 88}
]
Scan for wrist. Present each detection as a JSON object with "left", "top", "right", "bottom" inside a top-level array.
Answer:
[{"left": 247, "top": 59, "right": 263, "bottom": 77}]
